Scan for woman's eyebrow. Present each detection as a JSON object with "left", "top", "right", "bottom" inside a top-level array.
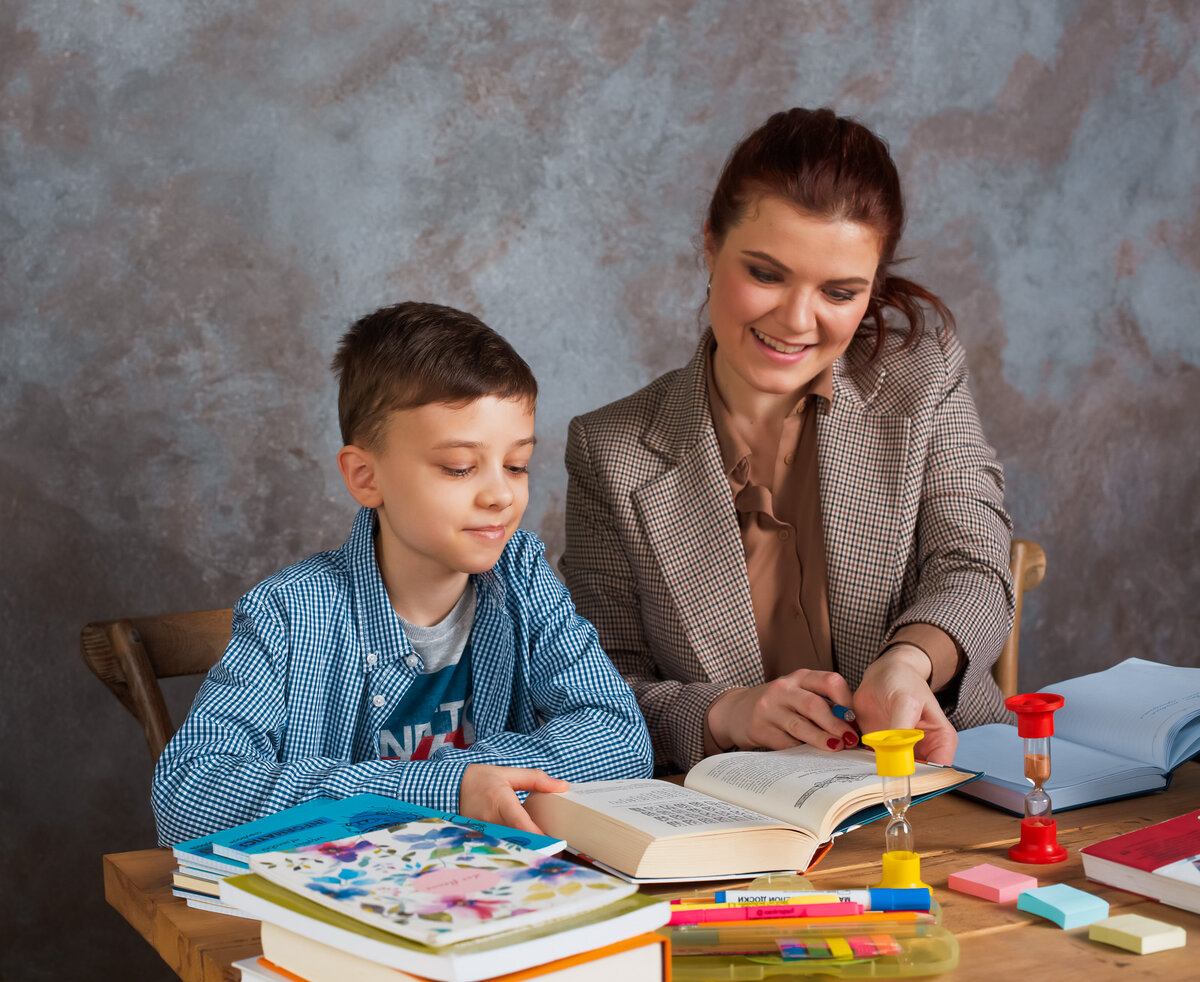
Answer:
[
  {"left": 742, "top": 249, "right": 788, "bottom": 271},
  {"left": 742, "top": 250, "right": 872, "bottom": 288}
]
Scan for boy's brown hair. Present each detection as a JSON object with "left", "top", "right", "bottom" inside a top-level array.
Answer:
[{"left": 331, "top": 301, "right": 538, "bottom": 449}]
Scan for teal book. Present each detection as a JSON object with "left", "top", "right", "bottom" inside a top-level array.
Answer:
[{"left": 173, "top": 794, "right": 565, "bottom": 875}]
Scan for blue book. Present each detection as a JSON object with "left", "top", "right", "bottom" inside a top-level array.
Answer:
[{"left": 172, "top": 794, "right": 565, "bottom": 875}]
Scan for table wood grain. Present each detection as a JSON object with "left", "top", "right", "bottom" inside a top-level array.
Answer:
[{"left": 105, "top": 762, "right": 1200, "bottom": 981}]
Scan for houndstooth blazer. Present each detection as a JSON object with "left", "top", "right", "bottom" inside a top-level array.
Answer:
[{"left": 562, "top": 326, "right": 1015, "bottom": 771}]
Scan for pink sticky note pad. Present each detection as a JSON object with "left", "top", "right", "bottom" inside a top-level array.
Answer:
[{"left": 948, "top": 863, "right": 1038, "bottom": 903}]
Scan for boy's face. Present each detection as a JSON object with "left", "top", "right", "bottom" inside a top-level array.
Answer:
[{"left": 355, "top": 395, "right": 535, "bottom": 582}]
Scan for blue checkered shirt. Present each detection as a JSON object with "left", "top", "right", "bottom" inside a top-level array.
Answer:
[{"left": 152, "top": 506, "right": 652, "bottom": 844}]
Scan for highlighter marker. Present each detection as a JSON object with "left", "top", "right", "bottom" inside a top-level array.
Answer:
[
  {"left": 668, "top": 901, "right": 863, "bottom": 925},
  {"left": 714, "top": 887, "right": 931, "bottom": 912}
]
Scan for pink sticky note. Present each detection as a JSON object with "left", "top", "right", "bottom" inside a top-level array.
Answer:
[{"left": 948, "top": 863, "right": 1038, "bottom": 903}]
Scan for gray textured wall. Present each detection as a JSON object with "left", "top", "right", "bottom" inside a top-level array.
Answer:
[{"left": 3, "top": 2, "right": 1197, "bottom": 978}]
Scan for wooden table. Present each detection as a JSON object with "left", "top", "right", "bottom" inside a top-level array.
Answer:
[{"left": 105, "top": 763, "right": 1200, "bottom": 982}]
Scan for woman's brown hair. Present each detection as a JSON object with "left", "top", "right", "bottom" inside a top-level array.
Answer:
[{"left": 706, "top": 107, "right": 953, "bottom": 363}]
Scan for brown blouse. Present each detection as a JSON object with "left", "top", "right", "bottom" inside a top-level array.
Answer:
[{"left": 705, "top": 343, "right": 962, "bottom": 697}]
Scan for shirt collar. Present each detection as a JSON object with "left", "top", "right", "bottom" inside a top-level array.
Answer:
[{"left": 342, "top": 506, "right": 506, "bottom": 663}]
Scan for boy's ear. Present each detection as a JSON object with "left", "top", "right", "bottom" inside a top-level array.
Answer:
[{"left": 337, "top": 445, "right": 384, "bottom": 509}]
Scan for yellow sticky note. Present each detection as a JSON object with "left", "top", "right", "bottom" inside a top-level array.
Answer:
[{"left": 1089, "top": 914, "right": 1186, "bottom": 955}]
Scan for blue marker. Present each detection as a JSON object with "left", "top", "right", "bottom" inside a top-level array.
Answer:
[
  {"left": 714, "top": 888, "right": 932, "bottom": 912},
  {"left": 831, "top": 704, "right": 856, "bottom": 722}
]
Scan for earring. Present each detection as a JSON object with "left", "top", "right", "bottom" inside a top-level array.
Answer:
[{"left": 706, "top": 277, "right": 712, "bottom": 301}]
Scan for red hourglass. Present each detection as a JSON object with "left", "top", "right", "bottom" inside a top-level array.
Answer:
[{"left": 1006, "top": 692, "right": 1068, "bottom": 864}]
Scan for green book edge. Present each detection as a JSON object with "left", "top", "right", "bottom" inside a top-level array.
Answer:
[{"left": 224, "top": 873, "right": 664, "bottom": 956}]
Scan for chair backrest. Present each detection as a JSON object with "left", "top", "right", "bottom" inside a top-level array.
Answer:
[
  {"left": 83, "top": 541, "right": 1044, "bottom": 760},
  {"left": 80, "top": 609, "right": 233, "bottom": 762},
  {"left": 992, "top": 539, "right": 1046, "bottom": 699}
]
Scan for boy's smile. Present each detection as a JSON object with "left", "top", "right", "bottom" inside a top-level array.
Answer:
[{"left": 338, "top": 395, "right": 535, "bottom": 625}]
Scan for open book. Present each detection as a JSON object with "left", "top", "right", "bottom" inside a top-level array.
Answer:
[
  {"left": 523, "top": 745, "right": 977, "bottom": 881},
  {"left": 953, "top": 658, "right": 1200, "bottom": 814}
]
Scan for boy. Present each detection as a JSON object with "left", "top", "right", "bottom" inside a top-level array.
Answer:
[{"left": 152, "top": 302, "right": 652, "bottom": 844}]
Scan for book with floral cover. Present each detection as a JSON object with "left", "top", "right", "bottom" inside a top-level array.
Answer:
[{"left": 247, "top": 818, "right": 637, "bottom": 947}]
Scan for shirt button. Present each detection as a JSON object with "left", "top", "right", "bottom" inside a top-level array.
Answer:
[
  {"left": 366, "top": 652, "right": 378, "bottom": 666},
  {"left": 784, "top": 453, "right": 795, "bottom": 465},
  {"left": 405, "top": 654, "right": 420, "bottom": 670},
  {"left": 372, "top": 694, "right": 386, "bottom": 708},
  {"left": 778, "top": 529, "right": 790, "bottom": 541}
]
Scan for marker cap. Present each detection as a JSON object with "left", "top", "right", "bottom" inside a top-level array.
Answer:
[{"left": 871, "top": 887, "right": 933, "bottom": 911}]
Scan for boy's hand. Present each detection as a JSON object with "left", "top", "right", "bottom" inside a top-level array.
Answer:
[{"left": 459, "top": 764, "right": 569, "bottom": 835}]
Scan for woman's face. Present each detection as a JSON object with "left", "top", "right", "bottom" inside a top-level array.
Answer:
[{"left": 705, "top": 195, "right": 881, "bottom": 418}]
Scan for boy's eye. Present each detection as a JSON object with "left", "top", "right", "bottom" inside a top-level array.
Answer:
[
  {"left": 506, "top": 464, "right": 530, "bottom": 475},
  {"left": 441, "top": 466, "right": 473, "bottom": 477},
  {"left": 748, "top": 265, "right": 781, "bottom": 284}
]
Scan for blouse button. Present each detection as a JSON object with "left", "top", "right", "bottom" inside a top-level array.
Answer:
[
  {"left": 784, "top": 453, "right": 795, "bottom": 465},
  {"left": 778, "top": 529, "right": 790, "bottom": 541},
  {"left": 372, "top": 694, "right": 386, "bottom": 708}
]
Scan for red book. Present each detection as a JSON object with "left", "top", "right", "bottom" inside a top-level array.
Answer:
[{"left": 1080, "top": 809, "right": 1200, "bottom": 915}]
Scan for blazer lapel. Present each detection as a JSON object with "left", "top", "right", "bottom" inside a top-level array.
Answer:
[
  {"left": 820, "top": 339, "right": 911, "bottom": 676},
  {"left": 632, "top": 334, "right": 763, "bottom": 687}
]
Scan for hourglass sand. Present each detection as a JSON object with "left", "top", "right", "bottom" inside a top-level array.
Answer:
[
  {"left": 861, "top": 729, "right": 928, "bottom": 889},
  {"left": 1006, "top": 693, "right": 1068, "bottom": 864}
]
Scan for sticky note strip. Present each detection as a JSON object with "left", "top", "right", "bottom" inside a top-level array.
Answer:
[
  {"left": 1089, "top": 914, "right": 1186, "bottom": 954},
  {"left": 1017, "top": 884, "right": 1109, "bottom": 929},
  {"left": 948, "top": 863, "right": 1038, "bottom": 903}
]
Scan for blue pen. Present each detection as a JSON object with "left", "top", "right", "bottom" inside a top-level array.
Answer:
[
  {"left": 831, "top": 704, "right": 856, "bottom": 722},
  {"left": 713, "top": 888, "right": 932, "bottom": 912}
]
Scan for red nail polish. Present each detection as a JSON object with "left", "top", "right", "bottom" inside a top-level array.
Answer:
[
  {"left": 827, "top": 738, "right": 841, "bottom": 750},
  {"left": 844, "top": 731, "right": 858, "bottom": 746}
]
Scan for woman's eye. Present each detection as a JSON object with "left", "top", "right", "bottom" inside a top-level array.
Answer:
[
  {"left": 441, "top": 466, "right": 472, "bottom": 477},
  {"left": 826, "top": 288, "right": 856, "bottom": 303},
  {"left": 748, "top": 265, "right": 781, "bottom": 284}
]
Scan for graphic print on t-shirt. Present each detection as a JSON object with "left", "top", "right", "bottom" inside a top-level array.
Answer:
[{"left": 379, "top": 645, "right": 475, "bottom": 761}]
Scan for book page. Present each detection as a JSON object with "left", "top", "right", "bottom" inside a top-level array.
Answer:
[
  {"left": 684, "top": 746, "right": 889, "bottom": 840},
  {"left": 1051, "top": 658, "right": 1200, "bottom": 769},
  {"left": 955, "top": 723, "right": 1160, "bottom": 795},
  {"left": 536, "top": 779, "right": 795, "bottom": 837}
]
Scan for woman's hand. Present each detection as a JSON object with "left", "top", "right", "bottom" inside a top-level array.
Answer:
[
  {"left": 458, "top": 764, "right": 569, "bottom": 835},
  {"left": 706, "top": 669, "right": 859, "bottom": 753},
  {"left": 851, "top": 645, "right": 957, "bottom": 764}
]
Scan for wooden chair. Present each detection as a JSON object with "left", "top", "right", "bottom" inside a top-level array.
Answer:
[
  {"left": 81, "top": 540, "right": 1045, "bottom": 761},
  {"left": 991, "top": 539, "right": 1047, "bottom": 699},
  {"left": 79, "top": 609, "right": 233, "bottom": 762}
]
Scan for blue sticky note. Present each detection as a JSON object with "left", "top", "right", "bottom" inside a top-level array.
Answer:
[{"left": 1017, "top": 884, "right": 1109, "bottom": 929}]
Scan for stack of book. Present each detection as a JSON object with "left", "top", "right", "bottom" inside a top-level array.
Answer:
[
  {"left": 170, "top": 794, "right": 568, "bottom": 918},
  {"left": 215, "top": 813, "right": 670, "bottom": 982}
]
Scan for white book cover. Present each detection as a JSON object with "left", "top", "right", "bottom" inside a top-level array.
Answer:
[{"left": 248, "top": 818, "right": 635, "bottom": 947}]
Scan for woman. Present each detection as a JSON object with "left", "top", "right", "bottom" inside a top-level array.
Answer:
[{"left": 561, "top": 107, "right": 1014, "bottom": 773}]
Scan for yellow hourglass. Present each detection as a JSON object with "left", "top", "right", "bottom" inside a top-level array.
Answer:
[{"left": 862, "top": 729, "right": 928, "bottom": 890}]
